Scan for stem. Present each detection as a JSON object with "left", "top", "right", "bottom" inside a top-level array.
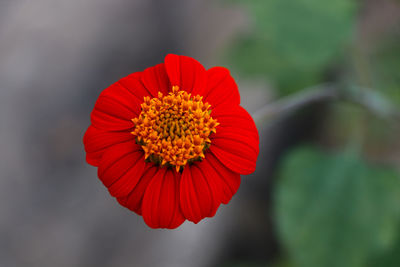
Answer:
[
  {"left": 252, "top": 83, "right": 338, "bottom": 125},
  {"left": 252, "top": 83, "right": 400, "bottom": 126}
]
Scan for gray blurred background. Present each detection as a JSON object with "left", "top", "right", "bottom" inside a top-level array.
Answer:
[{"left": 2, "top": 1, "right": 400, "bottom": 267}]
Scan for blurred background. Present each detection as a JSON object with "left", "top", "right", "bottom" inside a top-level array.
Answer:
[{"left": 1, "top": 0, "right": 400, "bottom": 266}]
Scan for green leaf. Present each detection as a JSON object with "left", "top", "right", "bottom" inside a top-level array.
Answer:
[
  {"left": 369, "top": 224, "right": 400, "bottom": 267},
  {"left": 229, "top": 0, "right": 357, "bottom": 94},
  {"left": 274, "top": 147, "right": 400, "bottom": 267}
]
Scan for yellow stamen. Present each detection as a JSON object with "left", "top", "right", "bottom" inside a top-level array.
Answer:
[{"left": 131, "top": 86, "right": 218, "bottom": 172}]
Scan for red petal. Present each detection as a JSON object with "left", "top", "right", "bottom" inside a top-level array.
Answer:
[
  {"left": 200, "top": 67, "right": 240, "bottom": 107},
  {"left": 164, "top": 54, "right": 207, "bottom": 93},
  {"left": 98, "top": 142, "right": 143, "bottom": 187},
  {"left": 100, "top": 83, "right": 142, "bottom": 116},
  {"left": 117, "top": 164, "right": 158, "bottom": 215},
  {"left": 210, "top": 105, "right": 259, "bottom": 175},
  {"left": 90, "top": 95, "right": 136, "bottom": 131},
  {"left": 195, "top": 153, "right": 241, "bottom": 205},
  {"left": 118, "top": 72, "right": 155, "bottom": 99},
  {"left": 180, "top": 165, "right": 217, "bottom": 223},
  {"left": 107, "top": 152, "right": 146, "bottom": 198},
  {"left": 90, "top": 72, "right": 148, "bottom": 131},
  {"left": 141, "top": 63, "right": 170, "bottom": 97},
  {"left": 83, "top": 126, "right": 134, "bottom": 166},
  {"left": 142, "top": 168, "right": 185, "bottom": 229},
  {"left": 212, "top": 104, "right": 259, "bottom": 142}
]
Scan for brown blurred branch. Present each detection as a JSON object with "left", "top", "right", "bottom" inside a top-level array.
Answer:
[
  {"left": 252, "top": 83, "right": 338, "bottom": 124},
  {"left": 252, "top": 83, "right": 400, "bottom": 126}
]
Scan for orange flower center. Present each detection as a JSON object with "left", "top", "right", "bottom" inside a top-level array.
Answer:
[{"left": 131, "top": 86, "right": 219, "bottom": 172}]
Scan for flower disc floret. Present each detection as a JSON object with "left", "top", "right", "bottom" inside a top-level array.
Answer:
[{"left": 131, "top": 86, "right": 219, "bottom": 172}]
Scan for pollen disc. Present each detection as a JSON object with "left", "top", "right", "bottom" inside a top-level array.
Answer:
[{"left": 131, "top": 86, "right": 219, "bottom": 172}]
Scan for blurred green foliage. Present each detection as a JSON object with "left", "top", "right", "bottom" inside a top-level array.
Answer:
[
  {"left": 229, "top": 0, "right": 357, "bottom": 95},
  {"left": 368, "top": 225, "right": 400, "bottom": 267},
  {"left": 226, "top": 0, "right": 400, "bottom": 266},
  {"left": 275, "top": 147, "right": 400, "bottom": 267}
]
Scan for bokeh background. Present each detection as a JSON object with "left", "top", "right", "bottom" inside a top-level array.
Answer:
[{"left": 1, "top": 0, "right": 400, "bottom": 266}]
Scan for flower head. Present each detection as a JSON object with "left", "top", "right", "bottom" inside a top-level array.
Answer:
[{"left": 83, "top": 54, "right": 259, "bottom": 229}]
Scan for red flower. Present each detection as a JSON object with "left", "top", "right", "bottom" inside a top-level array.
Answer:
[{"left": 83, "top": 54, "right": 259, "bottom": 229}]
